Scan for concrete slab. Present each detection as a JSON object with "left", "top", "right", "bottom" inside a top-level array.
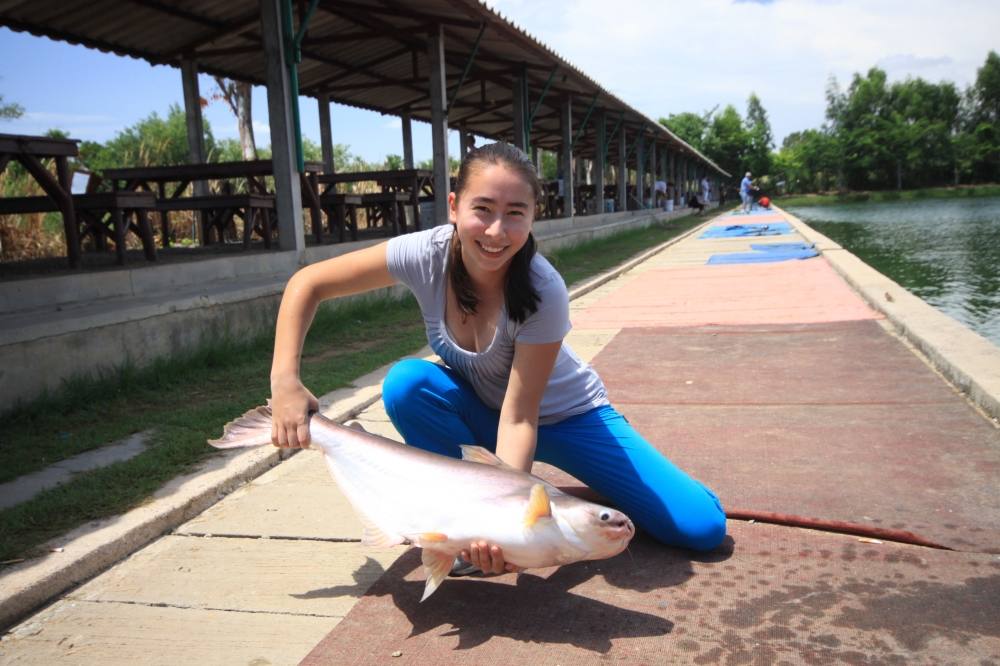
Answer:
[
  {"left": 177, "top": 449, "right": 367, "bottom": 540},
  {"left": 592, "top": 320, "right": 961, "bottom": 406},
  {"left": 68, "top": 534, "right": 401, "bottom": 618},
  {"left": 300, "top": 522, "right": 1000, "bottom": 665},
  {"left": 572, "top": 259, "right": 881, "bottom": 329},
  {"left": 609, "top": 402, "right": 1000, "bottom": 552},
  {"left": 0, "top": 600, "right": 332, "bottom": 665}
]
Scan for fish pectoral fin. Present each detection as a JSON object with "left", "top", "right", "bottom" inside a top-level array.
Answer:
[
  {"left": 358, "top": 513, "right": 407, "bottom": 548},
  {"left": 420, "top": 549, "right": 455, "bottom": 602},
  {"left": 523, "top": 483, "right": 552, "bottom": 528},
  {"left": 459, "top": 445, "right": 514, "bottom": 469}
]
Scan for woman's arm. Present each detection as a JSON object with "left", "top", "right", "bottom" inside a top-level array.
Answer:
[
  {"left": 270, "top": 242, "right": 397, "bottom": 448},
  {"left": 463, "top": 339, "right": 561, "bottom": 574},
  {"left": 495, "top": 340, "right": 562, "bottom": 471}
]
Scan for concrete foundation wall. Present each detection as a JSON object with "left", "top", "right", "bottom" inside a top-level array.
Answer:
[{"left": 1, "top": 206, "right": 702, "bottom": 409}]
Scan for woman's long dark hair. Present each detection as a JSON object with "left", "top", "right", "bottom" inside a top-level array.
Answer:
[{"left": 449, "top": 142, "right": 543, "bottom": 324}]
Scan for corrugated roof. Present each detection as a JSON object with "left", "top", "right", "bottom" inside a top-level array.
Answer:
[{"left": 0, "top": 0, "right": 728, "bottom": 175}]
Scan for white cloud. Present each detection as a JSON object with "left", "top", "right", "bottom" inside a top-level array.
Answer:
[{"left": 484, "top": 0, "right": 999, "bottom": 143}]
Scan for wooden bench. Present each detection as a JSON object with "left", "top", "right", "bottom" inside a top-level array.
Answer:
[
  {"left": 0, "top": 192, "right": 157, "bottom": 264},
  {"left": 319, "top": 193, "right": 362, "bottom": 243},
  {"left": 155, "top": 194, "right": 275, "bottom": 249},
  {"left": 361, "top": 192, "right": 411, "bottom": 237}
]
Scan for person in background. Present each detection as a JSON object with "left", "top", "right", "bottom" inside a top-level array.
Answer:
[
  {"left": 654, "top": 179, "right": 668, "bottom": 208},
  {"left": 700, "top": 176, "right": 710, "bottom": 206},
  {"left": 740, "top": 172, "right": 753, "bottom": 214}
]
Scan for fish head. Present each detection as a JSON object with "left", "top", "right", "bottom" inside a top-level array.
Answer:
[{"left": 551, "top": 495, "right": 635, "bottom": 561}]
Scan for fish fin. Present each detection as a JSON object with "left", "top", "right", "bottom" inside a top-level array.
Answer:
[
  {"left": 420, "top": 549, "right": 454, "bottom": 602},
  {"left": 460, "top": 445, "right": 514, "bottom": 469},
  {"left": 417, "top": 532, "right": 448, "bottom": 544},
  {"left": 523, "top": 483, "right": 552, "bottom": 528},
  {"left": 208, "top": 405, "right": 273, "bottom": 449},
  {"left": 358, "top": 512, "right": 407, "bottom": 548}
]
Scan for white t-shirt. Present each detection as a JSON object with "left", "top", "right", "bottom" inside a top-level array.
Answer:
[{"left": 386, "top": 225, "right": 609, "bottom": 424}]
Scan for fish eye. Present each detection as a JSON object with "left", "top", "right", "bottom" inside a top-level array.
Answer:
[{"left": 599, "top": 511, "right": 611, "bottom": 521}]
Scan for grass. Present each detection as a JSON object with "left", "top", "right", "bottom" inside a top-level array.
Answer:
[
  {"left": 777, "top": 184, "right": 1000, "bottom": 208},
  {"left": 0, "top": 209, "right": 712, "bottom": 562}
]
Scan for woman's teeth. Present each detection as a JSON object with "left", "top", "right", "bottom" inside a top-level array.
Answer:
[{"left": 478, "top": 241, "right": 506, "bottom": 254}]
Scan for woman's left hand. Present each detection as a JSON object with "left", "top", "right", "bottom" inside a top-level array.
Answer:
[{"left": 462, "top": 540, "right": 523, "bottom": 574}]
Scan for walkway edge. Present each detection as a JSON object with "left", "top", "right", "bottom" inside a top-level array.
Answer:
[
  {"left": 0, "top": 214, "right": 707, "bottom": 631},
  {"left": 785, "top": 210, "right": 1000, "bottom": 423}
]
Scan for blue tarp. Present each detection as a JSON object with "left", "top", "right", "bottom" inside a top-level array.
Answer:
[
  {"left": 699, "top": 222, "right": 793, "bottom": 239},
  {"left": 707, "top": 243, "right": 818, "bottom": 265}
]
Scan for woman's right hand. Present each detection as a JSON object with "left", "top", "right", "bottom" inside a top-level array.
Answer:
[{"left": 270, "top": 376, "right": 320, "bottom": 449}]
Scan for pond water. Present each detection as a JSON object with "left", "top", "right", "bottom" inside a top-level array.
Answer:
[{"left": 787, "top": 197, "right": 1000, "bottom": 347}]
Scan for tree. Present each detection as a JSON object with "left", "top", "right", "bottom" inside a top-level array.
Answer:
[
  {"left": 659, "top": 111, "right": 711, "bottom": 152},
  {"left": 78, "top": 104, "right": 216, "bottom": 174},
  {"left": 744, "top": 93, "right": 773, "bottom": 178},
  {"left": 0, "top": 94, "right": 24, "bottom": 120},
  {"left": 702, "top": 105, "right": 748, "bottom": 183},
  {"left": 213, "top": 77, "right": 257, "bottom": 160},
  {"left": 968, "top": 50, "right": 1000, "bottom": 182}
]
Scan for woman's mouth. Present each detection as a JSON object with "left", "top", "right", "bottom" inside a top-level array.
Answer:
[{"left": 476, "top": 240, "right": 508, "bottom": 256}]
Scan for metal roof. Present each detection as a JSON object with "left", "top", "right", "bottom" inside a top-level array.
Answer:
[{"left": 0, "top": 0, "right": 728, "bottom": 175}]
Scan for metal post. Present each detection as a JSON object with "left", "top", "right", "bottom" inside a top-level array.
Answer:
[
  {"left": 617, "top": 129, "right": 627, "bottom": 212},
  {"left": 560, "top": 95, "right": 574, "bottom": 218},
  {"left": 260, "top": 0, "right": 305, "bottom": 257},
  {"left": 649, "top": 139, "right": 657, "bottom": 209},
  {"left": 635, "top": 132, "right": 645, "bottom": 209},
  {"left": 512, "top": 70, "right": 526, "bottom": 151},
  {"left": 318, "top": 93, "right": 334, "bottom": 173},
  {"left": 428, "top": 24, "right": 450, "bottom": 225},
  {"left": 401, "top": 112, "right": 414, "bottom": 169},
  {"left": 532, "top": 145, "right": 542, "bottom": 176},
  {"left": 595, "top": 109, "right": 606, "bottom": 215}
]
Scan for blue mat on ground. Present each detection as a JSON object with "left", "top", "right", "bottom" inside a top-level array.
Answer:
[
  {"left": 750, "top": 243, "right": 815, "bottom": 252},
  {"left": 707, "top": 243, "right": 818, "bottom": 265},
  {"left": 699, "top": 222, "right": 793, "bottom": 239}
]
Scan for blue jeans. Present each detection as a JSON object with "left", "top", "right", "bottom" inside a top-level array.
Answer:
[{"left": 382, "top": 359, "right": 727, "bottom": 551}]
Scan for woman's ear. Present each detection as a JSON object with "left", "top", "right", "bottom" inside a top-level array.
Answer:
[{"left": 448, "top": 191, "right": 458, "bottom": 223}]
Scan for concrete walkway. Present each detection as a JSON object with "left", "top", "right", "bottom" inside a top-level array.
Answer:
[{"left": 2, "top": 206, "right": 999, "bottom": 664}]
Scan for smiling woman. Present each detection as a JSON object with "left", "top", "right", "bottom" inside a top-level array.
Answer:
[{"left": 270, "top": 142, "right": 727, "bottom": 580}]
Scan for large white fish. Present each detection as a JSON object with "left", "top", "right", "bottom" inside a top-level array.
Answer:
[{"left": 209, "top": 406, "right": 634, "bottom": 601}]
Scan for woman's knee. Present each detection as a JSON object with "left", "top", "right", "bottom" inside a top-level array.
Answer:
[
  {"left": 643, "top": 497, "right": 728, "bottom": 552},
  {"left": 382, "top": 358, "right": 438, "bottom": 414}
]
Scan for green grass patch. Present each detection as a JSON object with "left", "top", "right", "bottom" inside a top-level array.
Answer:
[
  {"left": 0, "top": 211, "right": 710, "bottom": 561},
  {"left": 777, "top": 184, "right": 1000, "bottom": 208}
]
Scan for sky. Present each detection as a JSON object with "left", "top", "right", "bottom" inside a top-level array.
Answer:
[{"left": 1, "top": 0, "right": 997, "bottom": 164}]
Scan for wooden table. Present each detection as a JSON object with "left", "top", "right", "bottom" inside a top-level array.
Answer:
[
  {"left": 0, "top": 133, "right": 81, "bottom": 267},
  {"left": 316, "top": 169, "right": 433, "bottom": 236},
  {"left": 103, "top": 160, "right": 324, "bottom": 247}
]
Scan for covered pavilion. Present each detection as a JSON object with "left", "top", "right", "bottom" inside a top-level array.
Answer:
[{"left": 1, "top": 0, "right": 728, "bottom": 264}]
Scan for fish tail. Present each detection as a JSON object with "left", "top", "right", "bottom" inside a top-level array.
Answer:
[{"left": 208, "top": 404, "right": 274, "bottom": 449}]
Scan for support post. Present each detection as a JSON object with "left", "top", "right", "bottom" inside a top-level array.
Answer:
[
  {"left": 318, "top": 93, "right": 334, "bottom": 173},
  {"left": 594, "top": 109, "right": 606, "bottom": 215},
  {"left": 635, "top": 131, "right": 645, "bottom": 209},
  {"left": 617, "top": 129, "right": 627, "bottom": 212},
  {"left": 428, "top": 24, "right": 450, "bottom": 225},
  {"left": 260, "top": 0, "right": 305, "bottom": 257},
  {"left": 649, "top": 140, "right": 657, "bottom": 208},
  {"left": 560, "top": 95, "right": 574, "bottom": 218},
  {"left": 180, "top": 58, "right": 209, "bottom": 245},
  {"left": 401, "top": 112, "right": 414, "bottom": 169},
  {"left": 459, "top": 123, "right": 471, "bottom": 156},
  {"left": 512, "top": 69, "right": 527, "bottom": 151}
]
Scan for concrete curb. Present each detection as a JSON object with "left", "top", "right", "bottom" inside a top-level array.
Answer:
[
  {"left": 0, "top": 209, "right": 712, "bottom": 631},
  {"left": 780, "top": 207, "right": 1000, "bottom": 423}
]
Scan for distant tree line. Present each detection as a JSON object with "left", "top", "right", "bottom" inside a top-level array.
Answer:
[{"left": 663, "top": 51, "right": 1000, "bottom": 194}]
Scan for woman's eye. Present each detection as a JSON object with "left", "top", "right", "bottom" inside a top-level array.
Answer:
[{"left": 506, "top": 210, "right": 524, "bottom": 217}]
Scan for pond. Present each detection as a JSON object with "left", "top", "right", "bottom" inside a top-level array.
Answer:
[{"left": 787, "top": 197, "right": 1000, "bottom": 347}]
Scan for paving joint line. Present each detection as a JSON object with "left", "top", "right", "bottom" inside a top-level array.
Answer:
[
  {"left": 65, "top": 597, "right": 342, "bottom": 619},
  {"left": 174, "top": 532, "right": 362, "bottom": 544}
]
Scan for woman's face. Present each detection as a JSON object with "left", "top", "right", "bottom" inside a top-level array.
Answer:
[{"left": 449, "top": 163, "right": 536, "bottom": 279}]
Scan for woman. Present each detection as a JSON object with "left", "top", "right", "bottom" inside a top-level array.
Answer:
[{"left": 270, "top": 143, "right": 726, "bottom": 575}]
